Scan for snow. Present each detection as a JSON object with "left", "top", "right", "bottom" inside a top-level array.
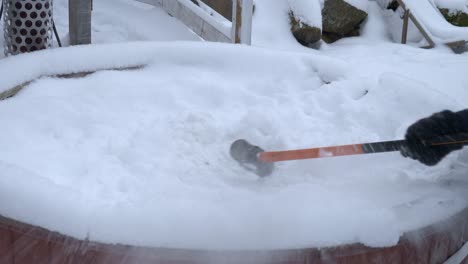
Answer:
[
  {"left": 0, "top": 0, "right": 468, "bottom": 252},
  {"left": 288, "top": 0, "right": 322, "bottom": 29},
  {"left": 434, "top": 0, "right": 468, "bottom": 13},
  {"left": 403, "top": 0, "right": 468, "bottom": 43},
  {"left": 53, "top": 0, "right": 200, "bottom": 47},
  {"left": 376, "top": 0, "right": 468, "bottom": 44},
  {"left": 282, "top": 0, "right": 367, "bottom": 32},
  {"left": 380, "top": 6, "right": 426, "bottom": 44},
  {"left": 252, "top": 0, "right": 318, "bottom": 51},
  {"left": 360, "top": 2, "right": 392, "bottom": 41}
]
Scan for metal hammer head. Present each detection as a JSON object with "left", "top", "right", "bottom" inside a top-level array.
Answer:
[{"left": 230, "top": 139, "right": 274, "bottom": 177}]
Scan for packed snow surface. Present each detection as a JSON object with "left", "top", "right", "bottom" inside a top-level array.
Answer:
[
  {"left": 1, "top": 0, "right": 468, "bottom": 252},
  {"left": 0, "top": 41, "right": 468, "bottom": 250}
]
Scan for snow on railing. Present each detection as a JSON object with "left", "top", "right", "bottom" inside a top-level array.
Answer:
[{"left": 136, "top": 0, "right": 253, "bottom": 44}]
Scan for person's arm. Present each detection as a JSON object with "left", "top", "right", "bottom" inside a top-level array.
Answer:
[
  {"left": 401, "top": 109, "right": 468, "bottom": 166},
  {"left": 458, "top": 109, "right": 468, "bottom": 130}
]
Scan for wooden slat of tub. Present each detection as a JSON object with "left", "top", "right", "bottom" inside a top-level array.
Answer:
[
  {"left": 321, "top": 244, "right": 403, "bottom": 264},
  {"left": 49, "top": 237, "right": 83, "bottom": 264},
  {"left": 0, "top": 223, "right": 13, "bottom": 264},
  {"left": 10, "top": 225, "right": 51, "bottom": 264},
  {"left": 0, "top": 207, "right": 466, "bottom": 264}
]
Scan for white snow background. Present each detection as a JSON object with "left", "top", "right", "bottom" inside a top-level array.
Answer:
[{"left": 0, "top": 0, "right": 468, "bottom": 250}]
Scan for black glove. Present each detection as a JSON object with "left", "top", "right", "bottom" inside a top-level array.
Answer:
[{"left": 401, "top": 110, "right": 466, "bottom": 166}]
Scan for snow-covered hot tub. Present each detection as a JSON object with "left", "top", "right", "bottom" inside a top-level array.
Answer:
[{"left": 0, "top": 42, "right": 467, "bottom": 263}]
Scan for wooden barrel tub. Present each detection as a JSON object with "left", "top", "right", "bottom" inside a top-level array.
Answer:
[{"left": 0, "top": 206, "right": 466, "bottom": 264}]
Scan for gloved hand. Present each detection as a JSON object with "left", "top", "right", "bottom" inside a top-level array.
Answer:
[{"left": 401, "top": 110, "right": 467, "bottom": 166}]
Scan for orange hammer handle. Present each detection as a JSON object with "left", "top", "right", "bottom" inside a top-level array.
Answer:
[
  {"left": 258, "top": 133, "right": 468, "bottom": 163},
  {"left": 259, "top": 144, "right": 365, "bottom": 163}
]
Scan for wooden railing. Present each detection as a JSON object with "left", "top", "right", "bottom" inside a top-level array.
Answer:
[
  {"left": 69, "top": 0, "right": 92, "bottom": 45},
  {"left": 396, "top": 0, "right": 435, "bottom": 48},
  {"left": 137, "top": 0, "right": 253, "bottom": 44}
]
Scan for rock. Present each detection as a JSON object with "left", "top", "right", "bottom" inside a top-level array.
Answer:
[
  {"left": 322, "top": 0, "right": 368, "bottom": 43},
  {"left": 386, "top": 0, "right": 399, "bottom": 11},
  {"left": 289, "top": 11, "right": 322, "bottom": 46},
  {"left": 321, "top": 32, "right": 341, "bottom": 44},
  {"left": 439, "top": 8, "right": 468, "bottom": 27},
  {"left": 322, "top": 28, "right": 360, "bottom": 43}
]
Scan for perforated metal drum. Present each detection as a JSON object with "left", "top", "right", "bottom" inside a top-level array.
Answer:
[{"left": 2, "top": 0, "right": 53, "bottom": 56}]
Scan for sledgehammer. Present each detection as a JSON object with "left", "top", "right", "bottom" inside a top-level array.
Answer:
[{"left": 230, "top": 134, "right": 468, "bottom": 177}]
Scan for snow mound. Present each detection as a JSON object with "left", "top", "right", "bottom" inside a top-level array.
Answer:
[{"left": 0, "top": 42, "right": 467, "bottom": 250}]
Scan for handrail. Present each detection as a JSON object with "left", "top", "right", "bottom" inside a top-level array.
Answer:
[{"left": 396, "top": 0, "right": 435, "bottom": 48}]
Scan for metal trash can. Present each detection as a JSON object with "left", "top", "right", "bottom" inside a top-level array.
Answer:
[{"left": 2, "top": 0, "right": 53, "bottom": 56}]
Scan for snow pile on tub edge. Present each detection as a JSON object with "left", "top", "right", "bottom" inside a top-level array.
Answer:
[{"left": 0, "top": 41, "right": 346, "bottom": 95}]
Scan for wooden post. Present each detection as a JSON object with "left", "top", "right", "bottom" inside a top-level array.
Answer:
[
  {"left": 408, "top": 12, "right": 435, "bottom": 48},
  {"left": 69, "top": 0, "right": 92, "bottom": 45},
  {"left": 231, "top": 0, "right": 253, "bottom": 44},
  {"left": 395, "top": 0, "right": 435, "bottom": 48},
  {"left": 401, "top": 10, "right": 409, "bottom": 44}
]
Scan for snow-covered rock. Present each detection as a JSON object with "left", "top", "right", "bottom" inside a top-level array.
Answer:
[
  {"left": 289, "top": 12, "right": 322, "bottom": 46},
  {"left": 435, "top": 0, "right": 468, "bottom": 27},
  {"left": 434, "top": 0, "right": 468, "bottom": 13},
  {"left": 380, "top": 0, "right": 468, "bottom": 28},
  {"left": 322, "top": 0, "right": 368, "bottom": 43},
  {"left": 288, "top": 0, "right": 323, "bottom": 28},
  {"left": 344, "top": 0, "right": 368, "bottom": 12},
  {"left": 439, "top": 8, "right": 468, "bottom": 27},
  {"left": 288, "top": 0, "right": 322, "bottom": 46}
]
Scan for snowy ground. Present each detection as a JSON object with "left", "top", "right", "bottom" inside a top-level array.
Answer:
[
  {"left": 0, "top": 0, "right": 467, "bottom": 251},
  {"left": 0, "top": 0, "right": 200, "bottom": 59}
]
